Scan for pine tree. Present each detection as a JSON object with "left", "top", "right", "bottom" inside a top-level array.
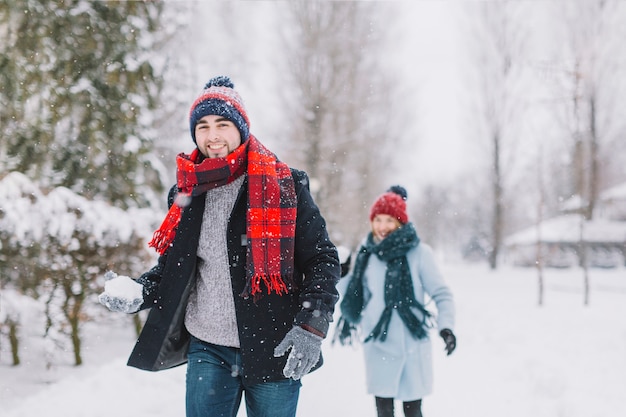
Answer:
[
  {"left": 0, "top": 0, "right": 167, "bottom": 367},
  {"left": 0, "top": 0, "right": 166, "bottom": 208}
]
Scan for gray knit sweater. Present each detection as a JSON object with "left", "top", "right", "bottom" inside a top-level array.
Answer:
[{"left": 184, "top": 175, "right": 245, "bottom": 348}]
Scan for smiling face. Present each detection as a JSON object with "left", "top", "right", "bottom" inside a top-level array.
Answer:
[
  {"left": 371, "top": 213, "right": 402, "bottom": 242},
  {"left": 194, "top": 115, "right": 242, "bottom": 158}
]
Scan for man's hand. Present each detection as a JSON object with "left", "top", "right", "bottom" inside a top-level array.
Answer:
[
  {"left": 98, "top": 271, "right": 144, "bottom": 314},
  {"left": 274, "top": 326, "right": 323, "bottom": 380}
]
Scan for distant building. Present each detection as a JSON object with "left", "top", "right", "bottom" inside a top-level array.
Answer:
[
  {"left": 597, "top": 182, "right": 626, "bottom": 221},
  {"left": 504, "top": 182, "right": 626, "bottom": 268}
]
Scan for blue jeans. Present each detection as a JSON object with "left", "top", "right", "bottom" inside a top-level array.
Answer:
[{"left": 186, "top": 337, "right": 301, "bottom": 417}]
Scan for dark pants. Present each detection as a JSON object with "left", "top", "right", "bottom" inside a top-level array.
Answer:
[
  {"left": 186, "top": 337, "right": 301, "bottom": 417},
  {"left": 375, "top": 397, "right": 423, "bottom": 417}
]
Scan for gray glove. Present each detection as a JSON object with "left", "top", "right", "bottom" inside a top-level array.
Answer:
[
  {"left": 274, "top": 326, "right": 323, "bottom": 380},
  {"left": 98, "top": 271, "right": 144, "bottom": 314}
]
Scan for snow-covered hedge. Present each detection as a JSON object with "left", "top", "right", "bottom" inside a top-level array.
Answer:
[
  {"left": 0, "top": 171, "right": 162, "bottom": 365},
  {"left": 0, "top": 171, "right": 158, "bottom": 252}
]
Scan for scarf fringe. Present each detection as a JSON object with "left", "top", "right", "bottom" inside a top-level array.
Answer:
[
  {"left": 148, "top": 203, "right": 183, "bottom": 255},
  {"left": 364, "top": 308, "right": 393, "bottom": 342},
  {"left": 332, "top": 316, "right": 359, "bottom": 346},
  {"left": 365, "top": 306, "right": 432, "bottom": 343},
  {"left": 397, "top": 304, "right": 432, "bottom": 339},
  {"left": 241, "top": 273, "right": 289, "bottom": 299}
]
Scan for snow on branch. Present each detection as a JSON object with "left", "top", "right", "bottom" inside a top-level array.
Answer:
[{"left": 0, "top": 171, "right": 158, "bottom": 250}]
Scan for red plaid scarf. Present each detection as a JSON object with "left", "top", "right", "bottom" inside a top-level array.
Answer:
[{"left": 148, "top": 135, "right": 297, "bottom": 298}]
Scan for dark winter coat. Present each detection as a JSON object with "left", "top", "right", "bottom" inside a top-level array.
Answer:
[{"left": 127, "top": 169, "right": 340, "bottom": 383}]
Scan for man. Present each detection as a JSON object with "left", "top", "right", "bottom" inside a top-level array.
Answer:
[{"left": 99, "top": 76, "right": 340, "bottom": 417}]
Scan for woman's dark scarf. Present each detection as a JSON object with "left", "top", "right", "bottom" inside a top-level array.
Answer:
[
  {"left": 148, "top": 135, "right": 297, "bottom": 299},
  {"left": 335, "top": 222, "right": 432, "bottom": 345}
]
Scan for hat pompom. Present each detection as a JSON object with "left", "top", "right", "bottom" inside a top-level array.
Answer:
[
  {"left": 387, "top": 185, "right": 407, "bottom": 201},
  {"left": 205, "top": 76, "right": 234, "bottom": 90}
]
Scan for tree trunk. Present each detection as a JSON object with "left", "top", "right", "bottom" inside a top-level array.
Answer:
[
  {"left": 489, "top": 131, "right": 503, "bottom": 270},
  {"left": 8, "top": 319, "right": 20, "bottom": 366},
  {"left": 586, "top": 95, "right": 599, "bottom": 220},
  {"left": 69, "top": 298, "right": 83, "bottom": 366}
]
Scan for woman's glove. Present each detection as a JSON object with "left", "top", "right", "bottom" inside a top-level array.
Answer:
[
  {"left": 98, "top": 271, "right": 144, "bottom": 314},
  {"left": 274, "top": 326, "right": 323, "bottom": 380},
  {"left": 439, "top": 328, "right": 457, "bottom": 355},
  {"left": 337, "top": 245, "right": 352, "bottom": 277}
]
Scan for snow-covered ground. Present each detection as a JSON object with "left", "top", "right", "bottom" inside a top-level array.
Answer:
[{"left": 2, "top": 262, "right": 625, "bottom": 416}]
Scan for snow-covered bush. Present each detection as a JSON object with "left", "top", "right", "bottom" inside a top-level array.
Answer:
[{"left": 0, "top": 172, "right": 160, "bottom": 365}]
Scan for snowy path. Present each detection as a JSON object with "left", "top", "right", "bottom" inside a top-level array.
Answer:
[{"left": 2, "top": 263, "right": 625, "bottom": 416}]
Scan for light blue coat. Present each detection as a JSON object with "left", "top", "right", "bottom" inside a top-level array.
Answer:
[{"left": 339, "top": 242, "right": 455, "bottom": 401}]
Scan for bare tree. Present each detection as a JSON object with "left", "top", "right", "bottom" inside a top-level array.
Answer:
[
  {"left": 464, "top": 1, "right": 528, "bottom": 269},
  {"left": 535, "top": 146, "right": 546, "bottom": 306},
  {"left": 277, "top": 1, "right": 406, "bottom": 248},
  {"left": 552, "top": 0, "right": 626, "bottom": 220}
]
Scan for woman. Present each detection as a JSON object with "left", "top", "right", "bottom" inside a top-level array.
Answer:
[{"left": 336, "top": 186, "right": 456, "bottom": 417}]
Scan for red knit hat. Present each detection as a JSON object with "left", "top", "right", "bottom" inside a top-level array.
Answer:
[{"left": 369, "top": 185, "right": 408, "bottom": 224}]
